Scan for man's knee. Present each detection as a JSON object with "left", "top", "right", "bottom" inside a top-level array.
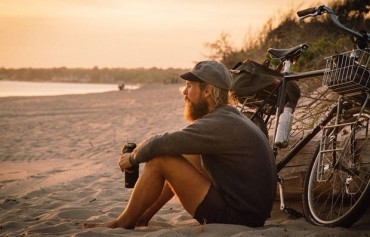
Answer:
[{"left": 145, "top": 155, "right": 184, "bottom": 170}]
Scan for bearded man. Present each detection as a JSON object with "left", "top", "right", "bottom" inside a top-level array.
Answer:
[{"left": 85, "top": 61, "right": 277, "bottom": 229}]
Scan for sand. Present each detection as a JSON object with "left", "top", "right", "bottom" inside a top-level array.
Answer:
[{"left": 0, "top": 83, "right": 369, "bottom": 236}]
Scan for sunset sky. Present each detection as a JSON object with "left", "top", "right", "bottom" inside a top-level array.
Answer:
[{"left": 0, "top": 0, "right": 329, "bottom": 69}]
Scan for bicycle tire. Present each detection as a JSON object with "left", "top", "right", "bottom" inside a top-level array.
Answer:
[
  {"left": 303, "top": 113, "right": 370, "bottom": 227},
  {"left": 243, "top": 111, "right": 269, "bottom": 138}
]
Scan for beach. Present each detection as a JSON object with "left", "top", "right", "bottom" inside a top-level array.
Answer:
[{"left": 0, "top": 83, "right": 369, "bottom": 237}]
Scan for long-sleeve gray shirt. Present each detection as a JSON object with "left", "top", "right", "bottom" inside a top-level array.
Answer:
[{"left": 130, "top": 106, "right": 277, "bottom": 222}]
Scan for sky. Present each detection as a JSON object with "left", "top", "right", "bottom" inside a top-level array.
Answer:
[{"left": 0, "top": 0, "right": 329, "bottom": 69}]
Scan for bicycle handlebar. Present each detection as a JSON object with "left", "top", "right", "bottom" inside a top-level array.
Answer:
[
  {"left": 297, "top": 7, "right": 317, "bottom": 18},
  {"left": 297, "top": 5, "right": 369, "bottom": 48}
]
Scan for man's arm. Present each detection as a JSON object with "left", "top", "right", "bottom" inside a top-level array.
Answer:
[{"left": 130, "top": 116, "right": 223, "bottom": 165}]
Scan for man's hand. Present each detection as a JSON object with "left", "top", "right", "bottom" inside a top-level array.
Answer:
[{"left": 118, "top": 153, "right": 133, "bottom": 172}]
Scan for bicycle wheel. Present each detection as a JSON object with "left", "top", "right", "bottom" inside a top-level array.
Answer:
[{"left": 303, "top": 113, "right": 370, "bottom": 227}]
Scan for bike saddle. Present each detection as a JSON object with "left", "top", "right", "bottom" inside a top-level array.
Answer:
[{"left": 268, "top": 44, "right": 308, "bottom": 61}]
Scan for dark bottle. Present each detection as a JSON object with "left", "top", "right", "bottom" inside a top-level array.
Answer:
[{"left": 122, "top": 143, "right": 138, "bottom": 188}]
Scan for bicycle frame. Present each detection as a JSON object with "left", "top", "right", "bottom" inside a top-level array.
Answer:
[
  {"left": 255, "top": 66, "right": 370, "bottom": 172},
  {"left": 240, "top": 4, "right": 370, "bottom": 226},
  {"left": 246, "top": 60, "right": 370, "bottom": 217},
  {"left": 247, "top": 65, "right": 327, "bottom": 168},
  {"left": 274, "top": 69, "right": 330, "bottom": 172}
]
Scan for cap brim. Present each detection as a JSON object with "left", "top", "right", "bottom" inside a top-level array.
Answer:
[{"left": 180, "top": 72, "right": 204, "bottom": 82}]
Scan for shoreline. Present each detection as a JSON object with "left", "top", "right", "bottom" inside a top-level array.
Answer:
[{"left": 0, "top": 80, "right": 147, "bottom": 98}]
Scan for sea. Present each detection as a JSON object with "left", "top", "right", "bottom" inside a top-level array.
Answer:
[{"left": 0, "top": 80, "right": 140, "bottom": 97}]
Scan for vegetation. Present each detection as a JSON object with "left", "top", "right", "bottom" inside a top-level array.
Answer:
[
  {"left": 204, "top": 0, "right": 368, "bottom": 132},
  {"left": 0, "top": 66, "right": 188, "bottom": 85},
  {"left": 205, "top": 0, "right": 369, "bottom": 71}
]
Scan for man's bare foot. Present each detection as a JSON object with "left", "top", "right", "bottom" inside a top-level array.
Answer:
[{"left": 84, "top": 220, "right": 119, "bottom": 229}]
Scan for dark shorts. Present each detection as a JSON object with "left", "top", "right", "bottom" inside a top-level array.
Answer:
[{"left": 193, "top": 185, "right": 264, "bottom": 227}]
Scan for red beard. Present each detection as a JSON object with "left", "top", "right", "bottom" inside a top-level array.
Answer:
[{"left": 184, "top": 97, "right": 209, "bottom": 121}]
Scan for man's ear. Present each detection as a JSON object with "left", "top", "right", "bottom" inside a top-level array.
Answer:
[{"left": 203, "top": 84, "right": 213, "bottom": 97}]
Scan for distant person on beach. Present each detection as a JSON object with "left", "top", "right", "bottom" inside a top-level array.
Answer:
[
  {"left": 85, "top": 61, "right": 277, "bottom": 229},
  {"left": 118, "top": 82, "right": 125, "bottom": 90}
]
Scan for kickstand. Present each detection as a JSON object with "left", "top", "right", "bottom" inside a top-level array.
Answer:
[{"left": 278, "top": 177, "right": 303, "bottom": 219}]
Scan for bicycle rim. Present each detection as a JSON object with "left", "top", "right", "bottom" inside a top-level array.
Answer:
[{"left": 303, "top": 114, "right": 370, "bottom": 227}]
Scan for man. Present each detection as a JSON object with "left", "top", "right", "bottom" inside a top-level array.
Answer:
[{"left": 85, "top": 61, "right": 277, "bottom": 229}]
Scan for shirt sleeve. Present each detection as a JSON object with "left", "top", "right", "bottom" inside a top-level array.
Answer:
[{"left": 130, "top": 115, "right": 223, "bottom": 165}]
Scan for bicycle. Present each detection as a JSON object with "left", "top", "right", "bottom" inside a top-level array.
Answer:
[{"left": 231, "top": 5, "right": 370, "bottom": 227}]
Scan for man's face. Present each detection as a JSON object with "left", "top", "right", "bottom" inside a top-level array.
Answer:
[{"left": 183, "top": 81, "right": 209, "bottom": 121}]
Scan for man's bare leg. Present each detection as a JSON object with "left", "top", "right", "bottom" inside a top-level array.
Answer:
[
  {"left": 84, "top": 155, "right": 211, "bottom": 229},
  {"left": 135, "top": 182, "right": 174, "bottom": 227},
  {"left": 183, "top": 155, "right": 211, "bottom": 182},
  {"left": 135, "top": 155, "right": 210, "bottom": 227}
]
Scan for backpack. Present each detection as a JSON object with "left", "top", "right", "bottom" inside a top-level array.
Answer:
[{"left": 230, "top": 59, "right": 301, "bottom": 109}]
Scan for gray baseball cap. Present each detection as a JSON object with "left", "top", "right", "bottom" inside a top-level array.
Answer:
[{"left": 180, "top": 61, "right": 232, "bottom": 90}]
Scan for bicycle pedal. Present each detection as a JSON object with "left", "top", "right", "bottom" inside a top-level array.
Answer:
[{"left": 283, "top": 207, "right": 303, "bottom": 219}]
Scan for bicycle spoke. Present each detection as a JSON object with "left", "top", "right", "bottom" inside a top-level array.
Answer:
[{"left": 304, "top": 111, "right": 370, "bottom": 226}]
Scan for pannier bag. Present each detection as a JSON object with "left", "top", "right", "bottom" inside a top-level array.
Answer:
[{"left": 230, "top": 59, "right": 301, "bottom": 109}]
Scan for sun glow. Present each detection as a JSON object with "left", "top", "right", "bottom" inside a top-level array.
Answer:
[{"left": 0, "top": 0, "right": 329, "bottom": 69}]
